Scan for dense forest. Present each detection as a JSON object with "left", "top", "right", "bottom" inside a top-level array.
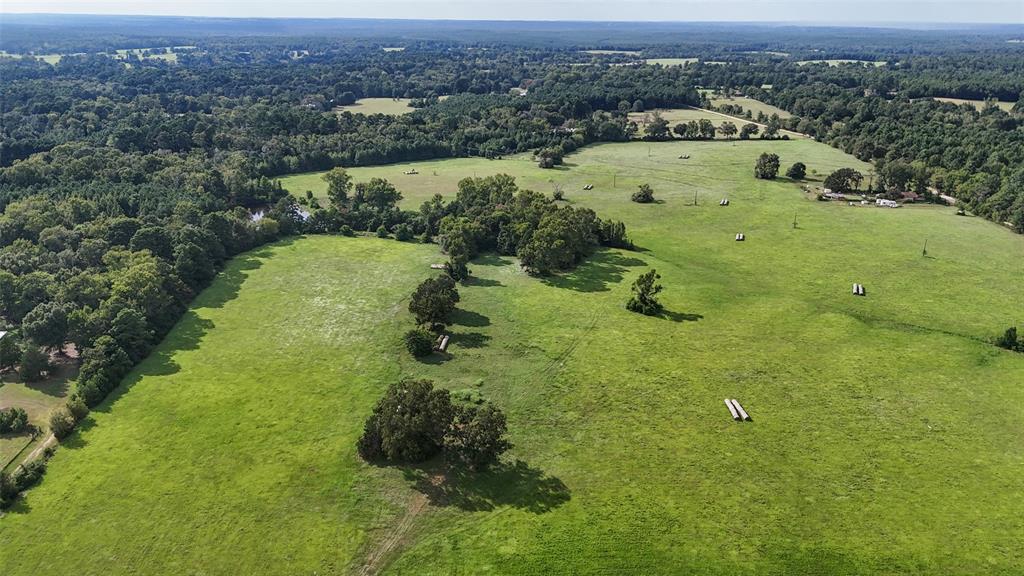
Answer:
[{"left": 0, "top": 21, "right": 1022, "bottom": 499}]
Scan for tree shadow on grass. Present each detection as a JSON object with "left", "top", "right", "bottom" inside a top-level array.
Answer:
[
  {"left": 93, "top": 313, "right": 215, "bottom": 415},
  {"left": 473, "top": 254, "right": 513, "bottom": 267},
  {"left": 451, "top": 309, "right": 490, "bottom": 327},
  {"left": 449, "top": 332, "right": 491, "bottom": 349},
  {"left": 542, "top": 249, "right": 647, "bottom": 293},
  {"left": 61, "top": 417, "right": 95, "bottom": 450},
  {"left": 463, "top": 276, "right": 503, "bottom": 288},
  {"left": 196, "top": 240, "right": 286, "bottom": 310},
  {"left": 661, "top": 310, "right": 704, "bottom": 323},
  {"left": 402, "top": 459, "right": 570, "bottom": 514}
]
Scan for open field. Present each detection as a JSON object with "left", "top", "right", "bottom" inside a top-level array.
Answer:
[
  {"left": 707, "top": 93, "right": 793, "bottom": 119},
  {"left": 334, "top": 97, "right": 449, "bottom": 116},
  {"left": 796, "top": 59, "right": 887, "bottom": 67},
  {"left": 933, "top": 97, "right": 1016, "bottom": 112},
  {"left": 0, "top": 359, "right": 76, "bottom": 469},
  {"left": 645, "top": 57, "right": 697, "bottom": 66},
  {"left": 626, "top": 106, "right": 804, "bottom": 139},
  {"left": 6, "top": 139, "right": 1024, "bottom": 573},
  {"left": 335, "top": 99, "right": 418, "bottom": 115}
]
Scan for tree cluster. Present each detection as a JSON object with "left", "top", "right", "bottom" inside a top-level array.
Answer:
[{"left": 357, "top": 379, "right": 511, "bottom": 471}]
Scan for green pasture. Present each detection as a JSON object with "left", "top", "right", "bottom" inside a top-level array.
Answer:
[{"left": 4, "top": 139, "right": 1024, "bottom": 574}]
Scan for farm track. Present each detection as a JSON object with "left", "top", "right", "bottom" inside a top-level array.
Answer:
[{"left": 356, "top": 490, "right": 429, "bottom": 576}]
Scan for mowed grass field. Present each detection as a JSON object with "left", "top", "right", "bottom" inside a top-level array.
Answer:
[
  {"left": 334, "top": 97, "right": 450, "bottom": 116},
  {"left": 933, "top": 97, "right": 1016, "bottom": 112},
  {"left": 4, "top": 140, "right": 1024, "bottom": 574}
]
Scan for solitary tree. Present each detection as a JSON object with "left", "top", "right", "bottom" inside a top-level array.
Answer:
[
  {"left": 719, "top": 121, "right": 738, "bottom": 139},
  {"left": 322, "top": 167, "right": 353, "bottom": 210},
  {"left": 408, "top": 276, "right": 460, "bottom": 327},
  {"left": 739, "top": 123, "right": 759, "bottom": 140},
  {"left": 824, "top": 168, "right": 864, "bottom": 193},
  {"left": 645, "top": 112, "right": 671, "bottom": 141},
  {"left": 754, "top": 153, "right": 780, "bottom": 180},
  {"left": 627, "top": 269, "right": 664, "bottom": 316},
  {"left": 631, "top": 184, "right": 656, "bottom": 204},
  {"left": 786, "top": 162, "right": 807, "bottom": 180}
]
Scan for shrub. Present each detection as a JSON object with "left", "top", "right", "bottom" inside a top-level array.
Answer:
[
  {"left": 393, "top": 223, "right": 414, "bottom": 242},
  {"left": 0, "top": 470, "right": 18, "bottom": 508},
  {"left": 376, "top": 225, "right": 389, "bottom": 238},
  {"left": 13, "top": 459, "right": 46, "bottom": 492},
  {"left": 67, "top": 395, "right": 90, "bottom": 421},
  {"left": 631, "top": 184, "right": 655, "bottom": 203},
  {"left": 626, "top": 269, "right": 664, "bottom": 316},
  {"left": 340, "top": 225, "right": 355, "bottom": 237},
  {"left": 49, "top": 406, "right": 77, "bottom": 439},
  {"left": 0, "top": 407, "right": 29, "bottom": 433},
  {"left": 995, "top": 326, "right": 1022, "bottom": 352},
  {"left": 404, "top": 328, "right": 435, "bottom": 357},
  {"left": 444, "top": 257, "right": 470, "bottom": 282},
  {"left": 754, "top": 153, "right": 780, "bottom": 180},
  {"left": 786, "top": 162, "right": 807, "bottom": 180}
]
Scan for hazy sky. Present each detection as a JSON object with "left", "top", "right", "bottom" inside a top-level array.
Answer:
[{"left": 2, "top": 0, "right": 1022, "bottom": 24}]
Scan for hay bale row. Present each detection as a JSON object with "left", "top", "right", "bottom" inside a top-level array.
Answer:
[{"left": 725, "top": 398, "right": 751, "bottom": 421}]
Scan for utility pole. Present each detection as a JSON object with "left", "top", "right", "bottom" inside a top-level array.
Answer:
[
  {"left": 922, "top": 238, "right": 928, "bottom": 257},
  {"left": 694, "top": 191, "right": 698, "bottom": 206},
  {"left": 793, "top": 212, "right": 798, "bottom": 229}
]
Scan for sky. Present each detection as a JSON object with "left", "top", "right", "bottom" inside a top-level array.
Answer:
[{"left": 1, "top": 0, "right": 1021, "bottom": 24}]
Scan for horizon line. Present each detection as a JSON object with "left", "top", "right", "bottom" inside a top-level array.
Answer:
[{"left": 1, "top": 12, "right": 1021, "bottom": 28}]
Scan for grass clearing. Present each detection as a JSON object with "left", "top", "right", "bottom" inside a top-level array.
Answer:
[
  {"left": 933, "top": 97, "right": 1015, "bottom": 112},
  {"left": 707, "top": 93, "right": 793, "bottom": 119},
  {"left": 333, "top": 97, "right": 449, "bottom": 116},
  {"left": 5, "top": 139, "right": 1024, "bottom": 574},
  {"left": 645, "top": 57, "right": 697, "bottom": 66}
]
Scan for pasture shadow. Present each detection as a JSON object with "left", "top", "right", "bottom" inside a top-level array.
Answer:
[
  {"left": 61, "top": 418, "right": 95, "bottom": 450},
  {"left": 473, "top": 254, "right": 513, "bottom": 267},
  {"left": 463, "top": 276, "right": 503, "bottom": 288},
  {"left": 197, "top": 236, "right": 294, "bottom": 310},
  {"left": 661, "top": 310, "right": 703, "bottom": 323},
  {"left": 451, "top": 309, "right": 490, "bottom": 328},
  {"left": 449, "top": 332, "right": 491, "bottom": 349},
  {"left": 542, "top": 249, "right": 647, "bottom": 293},
  {"left": 93, "top": 313, "right": 215, "bottom": 414},
  {"left": 402, "top": 459, "right": 570, "bottom": 514}
]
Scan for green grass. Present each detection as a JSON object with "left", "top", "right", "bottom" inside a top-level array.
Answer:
[
  {"left": 0, "top": 363, "right": 73, "bottom": 469},
  {"left": 5, "top": 140, "right": 1024, "bottom": 574},
  {"left": 333, "top": 98, "right": 439, "bottom": 116},
  {"left": 707, "top": 94, "right": 793, "bottom": 119},
  {"left": 933, "top": 97, "right": 1015, "bottom": 112},
  {"left": 645, "top": 58, "right": 697, "bottom": 66}
]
